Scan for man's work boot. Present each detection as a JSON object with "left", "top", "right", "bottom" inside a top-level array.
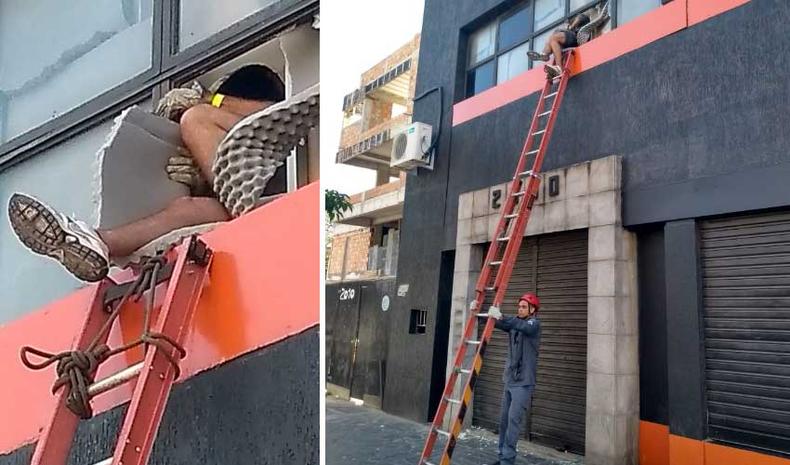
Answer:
[{"left": 8, "top": 193, "right": 110, "bottom": 282}]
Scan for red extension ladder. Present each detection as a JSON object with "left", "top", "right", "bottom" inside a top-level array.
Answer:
[
  {"left": 26, "top": 236, "right": 212, "bottom": 465},
  {"left": 418, "top": 52, "right": 575, "bottom": 465}
]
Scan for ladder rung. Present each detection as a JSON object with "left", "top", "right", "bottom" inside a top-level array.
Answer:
[
  {"left": 435, "top": 428, "right": 452, "bottom": 437},
  {"left": 423, "top": 461, "right": 436, "bottom": 465},
  {"left": 512, "top": 191, "right": 525, "bottom": 197},
  {"left": 526, "top": 149, "right": 539, "bottom": 155},
  {"left": 466, "top": 339, "right": 481, "bottom": 345},
  {"left": 497, "top": 236, "right": 510, "bottom": 242},
  {"left": 485, "top": 286, "right": 496, "bottom": 291},
  {"left": 532, "top": 129, "right": 546, "bottom": 136},
  {"left": 457, "top": 368, "right": 472, "bottom": 374},
  {"left": 476, "top": 313, "right": 491, "bottom": 319},
  {"left": 489, "top": 261, "right": 502, "bottom": 266},
  {"left": 88, "top": 362, "right": 144, "bottom": 398},
  {"left": 519, "top": 170, "right": 537, "bottom": 178},
  {"left": 93, "top": 459, "right": 112, "bottom": 465},
  {"left": 445, "top": 397, "right": 462, "bottom": 405},
  {"left": 538, "top": 110, "right": 552, "bottom": 117},
  {"left": 544, "top": 91, "right": 558, "bottom": 99},
  {"left": 505, "top": 214, "right": 518, "bottom": 219}
]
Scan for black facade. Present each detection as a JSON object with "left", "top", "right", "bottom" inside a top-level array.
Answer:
[{"left": 395, "top": 0, "right": 790, "bottom": 455}]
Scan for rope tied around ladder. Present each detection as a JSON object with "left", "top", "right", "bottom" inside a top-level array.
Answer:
[{"left": 20, "top": 254, "right": 187, "bottom": 419}]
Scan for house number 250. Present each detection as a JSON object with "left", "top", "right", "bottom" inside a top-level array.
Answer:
[{"left": 339, "top": 288, "right": 356, "bottom": 300}]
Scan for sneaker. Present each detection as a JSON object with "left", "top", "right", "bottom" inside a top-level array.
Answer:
[
  {"left": 8, "top": 193, "right": 110, "bottom": 282},
  {"left": 527, "top": 51, "right": 549, "bottom": 61},
  {"left": 545, "top": 64, "right": 562, "bottom": 79}
]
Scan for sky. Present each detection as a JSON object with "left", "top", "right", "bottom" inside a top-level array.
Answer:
[{"left": 320, "top": 0, "right": 425, "bottom": 196}]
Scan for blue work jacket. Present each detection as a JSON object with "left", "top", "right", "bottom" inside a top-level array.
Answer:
[{"left": 494, "top": 315, "right": 541, "bottom": 386}]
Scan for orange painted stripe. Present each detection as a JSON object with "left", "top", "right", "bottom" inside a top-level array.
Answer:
[
  {"left": 452, "top": 64, "right": 546, "bottom": 127},
  {"left": 705, "top": 441, "right": 790, "bottom": 465},
  {"left": 0, "top": 182, "right": 319, "bottom": 454},
  {"left": 640, "top": 421, "right": 790, "bottom": 465},
  {"left": 640, "top": 421, "right": 669, "bottom": 465},
  {"left": 669, "top": 434, "right": 705, "bottom": 465},
  {"left": 688, "top": 0, "right": 750, "bottom": 26},
  {"left": 453, "top": 0, "right": 751, "bottom": 126}
]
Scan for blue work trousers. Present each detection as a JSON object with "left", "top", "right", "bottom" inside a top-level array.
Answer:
[{"left": 497, "top": 384, "right": 535, "bottom": 465}]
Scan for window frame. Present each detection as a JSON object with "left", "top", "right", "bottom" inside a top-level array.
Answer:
[
  {"left": 0, "top": 0, "right": 317, "bottom": 171},
  {"left": 464, "top": 0, "right": 614, "bottom": 98}
]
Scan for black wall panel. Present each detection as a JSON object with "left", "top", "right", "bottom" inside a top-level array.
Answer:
[{"left": 636, "top": 227, "right": 668, "bottom": 425}]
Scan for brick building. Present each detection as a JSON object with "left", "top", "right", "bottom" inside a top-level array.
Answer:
[{"left": 326, "top": 36, "right": 419, "bottom": 404}]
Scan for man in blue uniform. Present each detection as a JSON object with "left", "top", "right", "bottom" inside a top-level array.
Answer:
[{"left": 487, "top": 292, "right": 541, "bottom": 465}]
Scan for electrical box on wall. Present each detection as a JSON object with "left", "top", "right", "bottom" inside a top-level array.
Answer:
[{"left": 390, "top": 122, "right": 433, "bottom": 171}]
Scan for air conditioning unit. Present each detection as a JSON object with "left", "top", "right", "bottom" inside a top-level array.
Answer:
[{"left": 390, "top": 122, "right": 433, "bottom": 170}]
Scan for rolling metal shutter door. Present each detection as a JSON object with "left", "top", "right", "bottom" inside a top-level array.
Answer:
[
  {"left": 701, "top": 212, "right": 790, "bottom": 454},
  {"left": 472, "top": 230, "right": 588, "bottom": 454}
]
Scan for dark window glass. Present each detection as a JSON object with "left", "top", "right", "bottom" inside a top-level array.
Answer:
[
  {"left": 467, "top": 61, "right": 496, "bottom": 97},
  {"left": 498, "top": 6, "right": 531, "bottom": 51}
]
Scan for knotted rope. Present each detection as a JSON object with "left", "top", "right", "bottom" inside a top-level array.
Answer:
[{"left": 20, "top": 254, "right": 186, "bottom": 419}]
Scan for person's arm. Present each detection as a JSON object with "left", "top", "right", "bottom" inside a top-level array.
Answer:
[{"left": 495, "top": 316, "right": 540, "bottom": 336}]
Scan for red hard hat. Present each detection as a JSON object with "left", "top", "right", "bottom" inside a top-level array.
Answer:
[{"left": 519, "top": 293, "right": 540, "bottom": 308}]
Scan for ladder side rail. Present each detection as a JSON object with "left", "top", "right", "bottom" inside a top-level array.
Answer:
[
  {"left": 491, "top": 180, "right": 539, "bottom": 301},
  {"left": 419, "top": 51, "right": 576, "bottom": 465},
  {"left": 111, "top": 245, "right": 212, "bottom": 465},
  {"left": 475, "top": 79, "right": 554, "bottom": 298},
  {"left": 439, "top": 316, "right": 497, "bottom": 463},
  {"left": 31, "top": 281, "right": 114, "bottom": 465},
  {"left": 485, "top": 76, "right": 556, "bottom": 296},
  {"left": 529, "top": 53, "right": 574, "bottom": 176},
  {"left": 420, "top": 308, "right": 479, "bottom": 458},
  {"left": 492, "top": 55, "right": 575, "bottom": 295}
]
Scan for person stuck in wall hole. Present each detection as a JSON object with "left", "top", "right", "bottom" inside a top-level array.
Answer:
[
  {"left": 527, "top": 13, "right": 591, "bottom": 77},
  {"left": 486, "top": 293, "right": 542, "bottom": 465},
  {"left": 7, "top": 64, "right": 297, "bottom": 282}
]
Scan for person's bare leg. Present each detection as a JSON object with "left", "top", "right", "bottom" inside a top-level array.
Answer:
[
  {"left": 98, "top": 196, "right": 230, "bottom": 257},
  {"left": 180, "top": 102, "right": 267, "bottom": 182},
  {"left": 549, "top": 32, "right": 566, "bottom": 67}
]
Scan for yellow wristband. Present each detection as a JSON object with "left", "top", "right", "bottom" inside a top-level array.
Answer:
[{"left": 211, "top": 93, "right": 225, "bottom": 108}]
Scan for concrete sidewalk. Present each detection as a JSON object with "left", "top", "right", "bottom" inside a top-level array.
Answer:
[{"left": 326, "top": 397, "right": 583, "bottom": 465}]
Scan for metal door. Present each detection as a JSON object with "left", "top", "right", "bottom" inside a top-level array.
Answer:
[
  {"left": 701, "top": 211, "right": 790, "bottom": 454},
  {"left": 472, "top": 230, "right": 588, "bottom": 454}
]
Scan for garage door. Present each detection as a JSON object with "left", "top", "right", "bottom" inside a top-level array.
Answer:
[
  {"left": 701, "top": 211, "right": 790, "bottom": 454},
  {"left": 472, "top": 229, "right": 588, "bottom": 454}
]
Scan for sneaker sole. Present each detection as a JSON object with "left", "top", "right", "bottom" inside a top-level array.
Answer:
[
  {"left": 527, "top": 51, "right": 547, "bottom": 61},
  {"left": 8, "top": 194, "right": 108, "bottom": 282},
  {"left": 212, "top": 85, "right": 320, "bottom": 217}
]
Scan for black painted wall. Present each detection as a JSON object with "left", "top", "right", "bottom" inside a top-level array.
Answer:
[
  {"left": 636, "top": 227, "right": 668, "bottom": 425},
  {"left": 393, "top": 0, "right": 790, "bottom": 422},
  {"left": 0, "top": 329, "right": 319, "bottom": 465}
]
